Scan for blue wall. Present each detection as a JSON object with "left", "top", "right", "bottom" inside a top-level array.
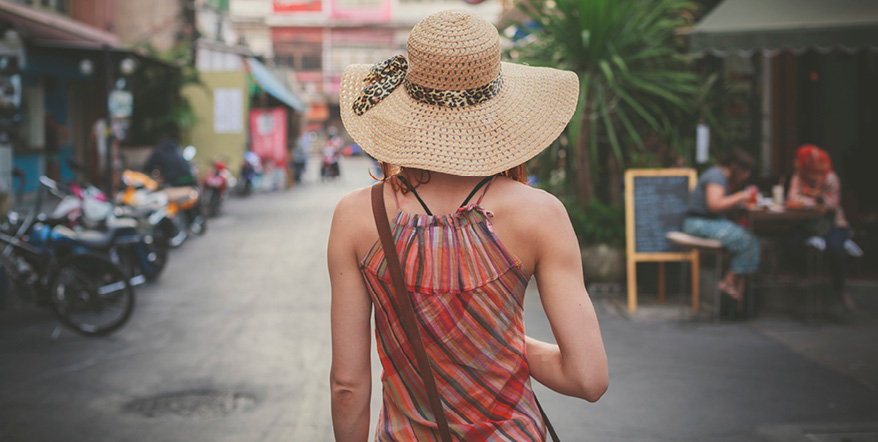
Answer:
[
  {"left": 11, "top": 153, "right": 42, "bottom": 193},
  {"left": 12, "top": 46, "right": 96, "bottom": 193}
]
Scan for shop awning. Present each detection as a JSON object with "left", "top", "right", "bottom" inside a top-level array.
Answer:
[
  {"left": 244, "top": 57, "right": 305, "bottom": 112},
  {"left": 690, "top": 0, "right": 878, "bottom": 57},
  {"left": 0, "top": 1, "right": 121, "bottom": 50}
]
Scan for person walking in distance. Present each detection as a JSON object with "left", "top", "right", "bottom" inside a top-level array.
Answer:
[{"left": 327, "top": 10, "right": 608, "bottom": 442}]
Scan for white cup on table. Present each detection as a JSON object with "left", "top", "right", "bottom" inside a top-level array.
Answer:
[{"left": 772, "top": 185, "right": 784, "bottom": 206}]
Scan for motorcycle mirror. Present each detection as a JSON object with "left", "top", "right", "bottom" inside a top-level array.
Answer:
[
  {"left": 182, "top": 145, "right": 197, "bottom": 161},
  {"left": 39, "top": 176, "right": 58, "bottom": 190}
]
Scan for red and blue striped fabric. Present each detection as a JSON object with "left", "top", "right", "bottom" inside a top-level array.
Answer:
[{"left": 359, "top": 204, "right": 547, "bottom": 441}]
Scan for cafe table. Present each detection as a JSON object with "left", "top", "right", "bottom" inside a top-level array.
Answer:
[
  {"left": 744, "top": 205, "right": 827, "bottom": 320},
  {"left": 746, "top": 206, "right": 826, "bottom": 232}
]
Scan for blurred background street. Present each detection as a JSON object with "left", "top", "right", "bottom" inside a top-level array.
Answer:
[
  {"left": 1, "top": 0, "right": 878, "bottom": 441},
  {"left": 2, "top": 156, "right": 876, "bottom": 442}
]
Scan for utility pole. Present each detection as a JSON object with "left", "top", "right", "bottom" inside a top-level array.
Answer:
[{"left": 103, "top": 45, "right": 114, "bottom": 197}]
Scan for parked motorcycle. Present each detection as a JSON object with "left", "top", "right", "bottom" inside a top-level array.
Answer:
[
  {"left": 162, "top": 185, "right": 206, "bottom": 245},
  {"left": 175, "top": 145, "right": 207, "bottom": 237},
  {"left": 202, "top": 160, "right": 235, "bottom": 217},
  {"left": 238, "top": 151, "right": 261, "bottom": 197},
  {"left": 41, "top": 176, "right": 168, "bottom": 285},
  {"left": 117, "top": 170, "right": 178, "bottom": 248},
  {"left": 134, "top": 145, "right": 207, "bottom": 247},
  {"left": 0, "top": 176, "right": 135, "bottom": 336}
]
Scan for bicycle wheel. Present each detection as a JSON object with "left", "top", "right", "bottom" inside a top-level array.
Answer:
[{"left": 48, "top": 253, "right": 135, "bottom": 337}]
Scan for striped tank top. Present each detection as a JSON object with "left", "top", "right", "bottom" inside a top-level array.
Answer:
[{"left": 359, "top": 177, "right": 547, "bottom": 441}]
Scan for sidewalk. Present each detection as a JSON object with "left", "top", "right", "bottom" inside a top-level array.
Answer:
[{"left": 602, "top": 281, "right": 878, "bottom": 392}]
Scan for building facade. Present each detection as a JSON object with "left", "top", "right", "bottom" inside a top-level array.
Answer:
[{"left": 230, "top": 0, "right": 501, "bottom": 132}]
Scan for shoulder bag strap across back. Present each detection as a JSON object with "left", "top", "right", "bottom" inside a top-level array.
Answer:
[
  {"left": 370, "top": 182, "right": 561, "bottom": 442},
  {"left": 371, "top": 183, "right": 453, "bottom": 442}
]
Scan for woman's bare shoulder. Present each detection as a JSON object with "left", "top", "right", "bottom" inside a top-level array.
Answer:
[
  {"left": 334, "top": 186, "right": 373, "bottom": 217},
  {"left": 331, "top": 186, "right": 376, "bottom": 240},
  {"left": 491, "top": 178, "right": 568, "bottom": 218},
  {"left": 331, "top": 185, "right": 381, "bottom": 259}
]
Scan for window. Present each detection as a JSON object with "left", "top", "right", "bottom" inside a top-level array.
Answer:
[
  {"left": 214, "top": 88, "right": 243, "bottom": 134},
  {"left": 300, "top": 53, "right": 322, "bottom": 71},
  {"left": 18, "top": 84, "right": 44, "bottom": 150},
  {"left": 22, "top": 0, "right": 69, "bottom": 14},
  {"left": 336, "top": 0, "right": 382, "bottom": 9}
]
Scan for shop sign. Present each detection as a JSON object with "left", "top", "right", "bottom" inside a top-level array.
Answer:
[
  {"left": 108, "top": 89, "right": 133, "bottom": 118},
  {"left": 274, "top": 0, "right": 321, "bottom": 13},
  {"left": 250, "top": 107, "right": 288, "bottom": 167}
]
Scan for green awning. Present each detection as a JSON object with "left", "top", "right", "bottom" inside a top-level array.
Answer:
[
  {"left": 244, "top": 57, "right": 305, "bottom": 112},
  {"left": 690, "top": 0, "right": 878, "bottom": 56}
]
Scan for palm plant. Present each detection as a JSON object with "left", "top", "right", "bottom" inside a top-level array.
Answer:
[
  {"left": 126, "top": 42, "right": 202, "bottom": 145},
  {"left": 516, "top": 0, "right": 700, "bottom": 206}
]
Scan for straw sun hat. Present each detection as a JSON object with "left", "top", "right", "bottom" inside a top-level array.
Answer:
[{"left": 339, "top": 9, "right": 579, "bottom": 176}]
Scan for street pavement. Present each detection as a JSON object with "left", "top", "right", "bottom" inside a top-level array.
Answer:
[{"left": 1, "top": 156, "right": 877, "bottom": 442}]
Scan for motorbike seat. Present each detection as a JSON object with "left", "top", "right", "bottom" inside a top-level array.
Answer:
[
  {"left": 36, "top": 213, "right": 71, "bottom": 228},
  {"left": 162, "top": 187, "right": 197, "bottom": 205},
  {"left": 121, "top": 205, "right": 153, "bottom": 219},
  {"left": 69, "top": 220, "right": 138, "bottom": 250},
  {"left": 105, "top": 217, "right": 139, "bottom": 230}
]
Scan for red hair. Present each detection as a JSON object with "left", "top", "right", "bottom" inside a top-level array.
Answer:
[
  {"left": 371, "top": 162, "right": 527, "bottom": 193},
  {"left": 795, "top": 144, "right": 832, "bottom": 176}
]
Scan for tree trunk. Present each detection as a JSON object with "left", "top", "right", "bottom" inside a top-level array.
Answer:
[
  {"left": 607, "top": 150, "right": 622, "bottom": 206},
  {"left": 575, "top": 102, "right": 595, "bottom": 206}
]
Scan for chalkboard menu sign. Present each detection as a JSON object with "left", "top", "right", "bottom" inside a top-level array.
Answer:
[
  {"left": 624, "top": 168, "right": 698, "bottom": 313},
  {"left": 632, "top": 175, "right": 691, "bottom": 253}
]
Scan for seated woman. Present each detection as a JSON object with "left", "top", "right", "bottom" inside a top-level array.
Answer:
[
  {"left": 683, "top": 148, "right": 759, "bottom": 301},
  {"left": 788, "top": 144, "right": 855, "bottom": 311}
]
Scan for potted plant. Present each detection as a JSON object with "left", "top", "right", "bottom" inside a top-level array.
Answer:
[{"left": 565, "top": 200, "right": 626, "bottom": 283}]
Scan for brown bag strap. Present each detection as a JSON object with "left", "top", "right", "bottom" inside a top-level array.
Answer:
[
  {"left": 371, "top": 183, "right": 454, "bottom": 442},
  {"left": 535, "top": 395, "right": 561, "bottom": 442},
  {"left": 370, "top": 182, "right": 560, "bottom": 442}
]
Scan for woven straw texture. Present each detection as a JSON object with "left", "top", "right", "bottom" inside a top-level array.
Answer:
[{"left": 339, "top": 9, "right": 579, "bottom": 176}]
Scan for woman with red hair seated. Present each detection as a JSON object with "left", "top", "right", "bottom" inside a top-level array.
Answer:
[{"left": 788, "top": 144, "right": 857, "bottom": 312}]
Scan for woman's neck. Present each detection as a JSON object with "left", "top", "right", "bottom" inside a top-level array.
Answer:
[{"left": 401, "top": 169, "right": 488, "bottom": 189}]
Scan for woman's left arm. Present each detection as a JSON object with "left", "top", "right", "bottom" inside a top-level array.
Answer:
[{"left": 328, "top": 193, "right": 373, "bottom": 442}]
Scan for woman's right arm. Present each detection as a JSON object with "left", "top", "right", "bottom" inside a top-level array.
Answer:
[
  {"left": 705, "top": 183, "right": 748, "bottom": 213},
  {"left": 787, "top": 174, "right": 817, "bottom": 206},
  {"left": 328, "top": 192, "right": 373, "bottom": 442},
  {"left": 527, "top": 195, "right": 608, "bottom": 402}
]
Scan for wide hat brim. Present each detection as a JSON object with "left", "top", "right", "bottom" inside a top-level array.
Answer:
[{"left": 339, "top": 61, "right": 580, "bottom": 176}]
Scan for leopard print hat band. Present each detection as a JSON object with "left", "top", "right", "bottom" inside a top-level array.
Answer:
[{"left": 352, "top": 54, "right": 504, "bottom": 116}]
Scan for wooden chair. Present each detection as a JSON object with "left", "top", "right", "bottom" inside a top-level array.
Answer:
[{"left": 667, "top": 232, "right": 726, "bottom": 322}]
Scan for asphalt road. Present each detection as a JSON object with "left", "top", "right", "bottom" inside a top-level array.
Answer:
[{"left": 1, "top": 156, "right": 876, "bottom": 442}]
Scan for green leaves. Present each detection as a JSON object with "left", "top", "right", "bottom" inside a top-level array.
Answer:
[
  {"left": 564, "top": 198, "right": 626, "bottom": 248},
  {"left": 514, "top": 0, "right": 699, "bottom": 206}
]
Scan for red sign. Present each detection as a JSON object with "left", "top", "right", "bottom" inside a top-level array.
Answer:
[
  {"left": 273, "top": 0, "right": 322, "bottom": 12},
  {"left": 272, "top": 27, "right": 324, "bottom": 44},
  {"left": 329, "top": 0, "right": 390, "bottom": 20},
  {"left": 250, "top": 107, "right": 288, "bottom": 167}
]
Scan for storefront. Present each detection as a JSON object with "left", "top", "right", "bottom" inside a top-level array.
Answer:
[
  {"left": 244, "top": 56, "right": 305, "bottom": 187},
  {"left": 0, "top": 2, "right": 155, "bottom": 196},
  {"left": 691, "top": 0, "right": 878, "bottom": 261}
]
